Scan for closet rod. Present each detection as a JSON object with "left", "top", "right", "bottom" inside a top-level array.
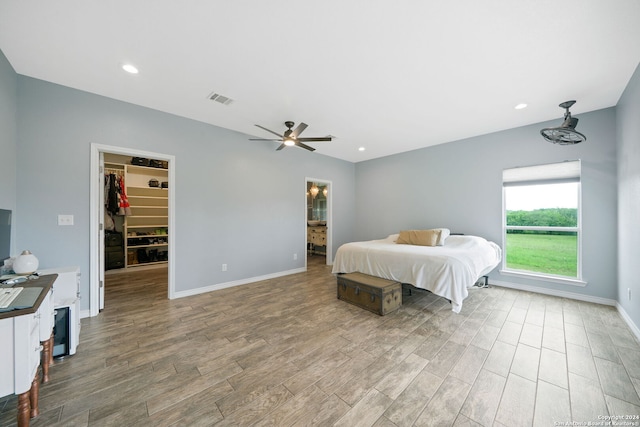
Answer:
[{"left": 105, "top": 168, "right": 124, "bottom": 175}]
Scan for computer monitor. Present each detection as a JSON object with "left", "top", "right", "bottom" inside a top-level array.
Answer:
[{"left": 0, "top": 209, "right": 12, "bottom": 263}]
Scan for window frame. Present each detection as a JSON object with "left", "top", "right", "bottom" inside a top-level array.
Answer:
[{"left": 501, "top": 160, "right": 586, "bottom": 286}]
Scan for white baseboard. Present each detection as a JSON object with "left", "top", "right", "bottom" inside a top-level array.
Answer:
[
  {"left": 491, "top": 280, "right": 640, "bottom": 343},
  {"left": 80, "top": 309, "right": 91, "bottom": 319},
  {"left": 172, "top": 267, "right": 307, "bottom": 299},
  {"left": 615, "top": 303, "right": 640, "bottom": 343}
]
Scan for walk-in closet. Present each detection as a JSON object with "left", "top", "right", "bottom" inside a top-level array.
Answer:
[{"left": 103, "top": 153, "right": 169, "bottom": 271}]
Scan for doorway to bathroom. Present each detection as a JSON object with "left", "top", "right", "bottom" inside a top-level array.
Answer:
[{"left": 305, "top": 178, "right": 332, "bottom": 267}]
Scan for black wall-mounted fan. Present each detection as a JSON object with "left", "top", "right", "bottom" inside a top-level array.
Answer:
[
  {"left": 540, "top": 100, "right": 587, "bottom": 145},
  {"left": 250, "top": 121, "right": 332, "bottom": 151}
]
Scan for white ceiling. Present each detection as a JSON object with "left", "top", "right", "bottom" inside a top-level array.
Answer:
[{"left": 1, "top": 1, "right": 639, "bottom": 163}]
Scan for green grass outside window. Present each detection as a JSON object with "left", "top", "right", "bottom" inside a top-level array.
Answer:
[{"left": 505, "top": 232, "right": 577, "bottom": 277}]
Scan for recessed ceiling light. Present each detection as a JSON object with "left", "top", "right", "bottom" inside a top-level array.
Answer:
[
  {"left": 358, "top": 147, "right": 365, "bottom": 151},
  {"left": 122, "top": 64, "right": 139, "bottom": 74},
  {"left": 515, "top": 103, "right": 528, "bottom": 110}
]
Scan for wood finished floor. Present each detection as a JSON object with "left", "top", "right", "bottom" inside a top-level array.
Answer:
[{"left": 2, "top": 255, "right": 640, "bottom": 426}]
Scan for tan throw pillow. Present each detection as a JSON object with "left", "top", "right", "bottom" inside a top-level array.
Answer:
[{"left": 396, "top": 229, "right": 441, "bottom": 246}]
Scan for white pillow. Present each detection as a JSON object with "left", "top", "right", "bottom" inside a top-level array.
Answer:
[{"left": 435, "top": 228, "right": 450, "bottom": 246}]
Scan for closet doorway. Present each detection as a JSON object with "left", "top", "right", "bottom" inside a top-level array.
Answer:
[
  {"left": 305, "top": 178, "right": 332, "bottom": 267},
  {"left": 89, "top": 144, "right": 175, "bottom": 317}
]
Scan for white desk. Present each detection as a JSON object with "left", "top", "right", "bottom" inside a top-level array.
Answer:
[{"left": 0, "top": 274, "right": 56, "bottom": 426}]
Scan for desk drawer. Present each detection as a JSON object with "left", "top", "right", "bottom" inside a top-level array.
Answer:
[
  {"left": 9, "top": 313, "right": 42, "bottom": 393},
  {"left": 38, "top": 289, "right": 55, "bottom": 341},
  {"left": 29, "top": 319, "right": 41, "bottom": 377}
]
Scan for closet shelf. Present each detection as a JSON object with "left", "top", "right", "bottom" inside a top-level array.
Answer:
[
  {"left": 129, "top": 207, "right": 168, "bottom": 210},
  {"left": 127, "top": 243, "right": 169, "bottom": 249},
  {"left": 127, "top": 261, "right": 167, "bottom": 268},
  {"left": 127, "top": 164, "right": 167, "bottom": 172},
  {"left": 128, "top": 186, "right": 167, "bottom": 191},
  {"left": 105, "top": 162, "right": 125, "bottom": 168},
  {"left": 128, "top": 195, "right": 167, "bottom": 200},
  {"left": 123, "top": 162, "right": 169, "bottom": 269}
]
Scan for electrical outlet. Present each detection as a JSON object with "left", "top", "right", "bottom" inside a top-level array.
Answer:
[
  {"left": 629, "top": 288, "right": 632, "bottom": 301},
  {"left": 58, "top": 214, "right": 74, "bottom": 226},
  {"left": 293, "top": 253, "right": 297, "bottom": 260},
  {"left": 222, "top": 263, "right": 227, "bottom": 272}
]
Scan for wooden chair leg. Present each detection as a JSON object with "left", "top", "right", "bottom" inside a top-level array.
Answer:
[
  {"left": 17, "top": 390, "right": 30, "bottom": 427},
  {"left": 41, "top": 340, "right": 50, "bottom": 383},
  {"left": 30, "top": 374, "right": 39, "bottom": 418},
  {"left": 49, "top": 333, "right": 54, "bottom": 366}
]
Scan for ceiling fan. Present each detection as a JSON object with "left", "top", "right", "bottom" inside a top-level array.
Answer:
[
  {"left": 540, "top": 100, "right": 587, "bottom": 145},
  {"left": 250, "top": 121, "right": 332, "bottom": 151}
]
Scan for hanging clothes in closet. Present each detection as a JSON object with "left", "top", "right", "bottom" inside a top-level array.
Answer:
[
  {"left": 118, "top": 175, "right": 131, "bottom": 216},
  {"left": 104, "top": 170, "right": 131, "bottom": 225},
  {"left": 105, "top": 173, "right": 119, "bottom": 215}
]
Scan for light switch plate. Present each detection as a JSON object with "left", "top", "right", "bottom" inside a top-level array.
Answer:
[{"left": 58, "top": 214, "right": 74, "bottom": 226}]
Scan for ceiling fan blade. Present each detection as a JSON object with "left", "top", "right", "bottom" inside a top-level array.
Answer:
[
  {"left": 296, "top": 141, "right": 316, "bottom": 151},
  {"left": 297, "top": 137, "right": 332, "bottom": 142},
  {"left": 276, "top": 143, "right": 287, "bottom": 151},
  {"left": 255, "top": 124, "right": 283, "bottom": 138},
  {"left": 249, "top": 138, "right": 281, "bottom": 141},
  {"left": 291, "top": 122, "right": 308, "bottom": 138}
]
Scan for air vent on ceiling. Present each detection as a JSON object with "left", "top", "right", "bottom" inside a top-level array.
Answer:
[{"left": 207, "top": 92, "right": 234, "bottom": 106}]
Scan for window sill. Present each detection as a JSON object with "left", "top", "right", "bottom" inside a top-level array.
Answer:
[{"left": 499, "top": 269, "right": 587, "bottom": 287}]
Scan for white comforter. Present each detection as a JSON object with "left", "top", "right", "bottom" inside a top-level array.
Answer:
[{"left": 332, "top": 234, "right": 502, "bottom": 313}]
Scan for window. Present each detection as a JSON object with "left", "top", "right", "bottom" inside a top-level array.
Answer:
[{"left": 502, "top": 160, "right": 582, "bottom": 283}]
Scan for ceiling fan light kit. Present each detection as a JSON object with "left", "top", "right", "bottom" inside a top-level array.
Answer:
[
  {"left": 540, "top": 100, "right": 587, "bottom": 145},
  {"left": 249, "top": 121, "right": 332, "bottom": 152}
]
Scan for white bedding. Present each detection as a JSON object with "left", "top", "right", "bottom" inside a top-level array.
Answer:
[{"left": 331, "top": 234, "right": 502, "bottom": 313}]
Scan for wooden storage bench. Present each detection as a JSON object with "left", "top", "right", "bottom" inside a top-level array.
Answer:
[{"left": 337, "top": 272, "right": 402, "bottom": 315}]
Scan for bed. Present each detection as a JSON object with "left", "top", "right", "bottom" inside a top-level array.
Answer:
[{"left": 331, "top": 232, "right": 502, "bottom": 313}]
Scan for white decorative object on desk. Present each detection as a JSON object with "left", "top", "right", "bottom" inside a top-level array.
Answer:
[{"left": 13, "top": 250, "right": 39, "bottom": 275}]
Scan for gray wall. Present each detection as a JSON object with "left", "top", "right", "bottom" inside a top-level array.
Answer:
[
  {"left": 0, "top": 53, "right": 17, "bottom": 205},
  {"left": 616, "top": 62, "right": 640, "bottom": 329},
  {"left": 12, "top": 74, "right": 355, "bottom": 309},
  {"left": 355, "top": 108, "right": 618, "bottom": 301},
  {"left": 0, "top": 50, "right": 17, "bottom": 255}
]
